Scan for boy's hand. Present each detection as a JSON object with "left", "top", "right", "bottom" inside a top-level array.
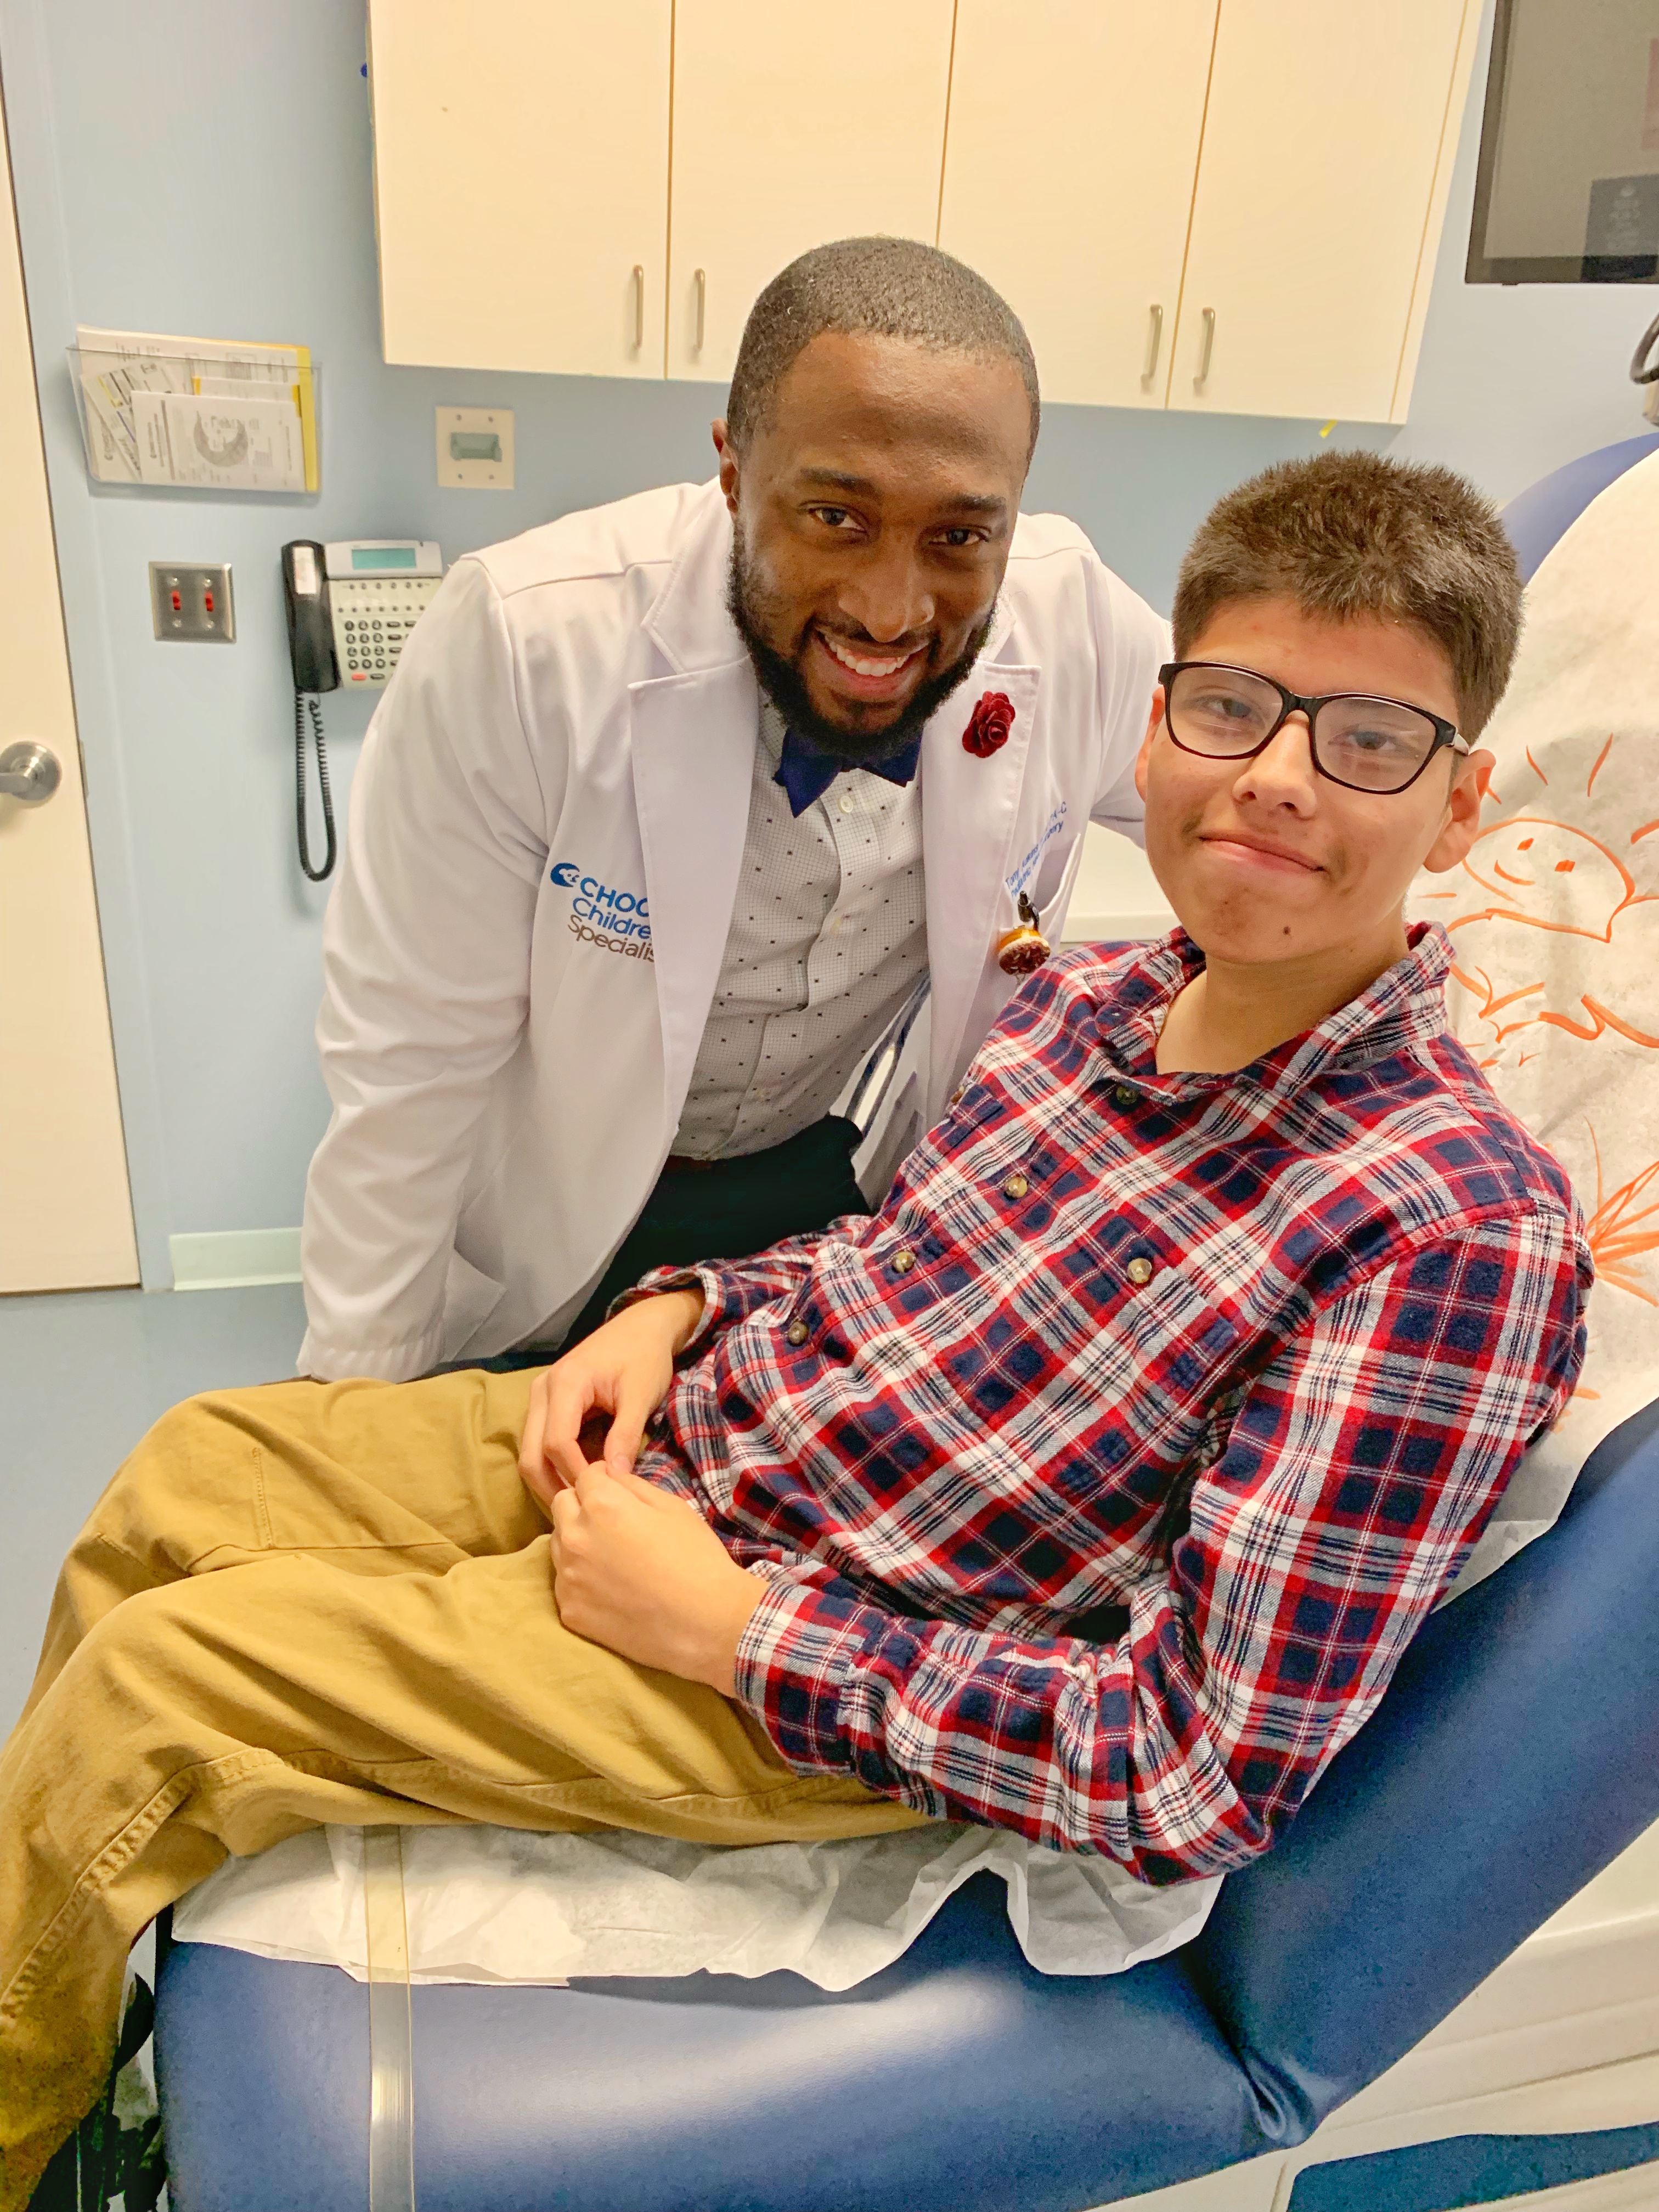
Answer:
[
  {"left": 547, "top": 1461, "right": 764, "bottom": 1694},
  {"left": 517, "top": 1288, "right": 704, "bottom": 1510}
]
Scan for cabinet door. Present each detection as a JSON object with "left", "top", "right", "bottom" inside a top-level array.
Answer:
[
  {"left": 938, "top": 1, "right": 1218, "bottom": 410},
  {"left": 665, "top": 0, "right": 955, "bottom": 385},
  {"left": 1167, "top": 0, "right": 1473, "bottom": 423},
  {"left": 370, "top": 0, "right": 672, "bottom": 376}
]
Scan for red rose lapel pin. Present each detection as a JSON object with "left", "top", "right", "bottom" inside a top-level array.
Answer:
[
  {"left": 997, "top": 890, "right": 1051, "bottom": 975},
  {"left": 963, "top": 693, "right": 1048, "bottom": 972},
  {"left": 962, "top": 690, "right": 1015, "bottom": 758}
]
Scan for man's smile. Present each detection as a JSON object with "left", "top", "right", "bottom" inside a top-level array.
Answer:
[{"left": 811, "top": 624, "right": 929, "bottom": 703}]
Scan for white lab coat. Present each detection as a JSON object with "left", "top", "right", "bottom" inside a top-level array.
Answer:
[{"left": 300, "top": 479, "right": 1168, "bottom": 1380}]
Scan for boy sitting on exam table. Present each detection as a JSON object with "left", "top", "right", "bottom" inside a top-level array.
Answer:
[{"left": 0, "top": 450, "right": 1590, "bottom": 2211}]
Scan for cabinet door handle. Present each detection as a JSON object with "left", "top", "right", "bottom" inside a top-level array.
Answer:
[
  {"left": 1141, "top": 304, "right": 1164, "bottom": 385},
  {"left": 1194, "top": 307, "right": 1216, "bottom": 391},
  {"left": 694, "top": 268, "right": 707, "bottom": 352},
  {"left": 632, "top": 264, "right": 646, "bottom": 352}
]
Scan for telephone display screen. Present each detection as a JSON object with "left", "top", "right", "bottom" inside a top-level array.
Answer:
[{"left": 352, "top": 546, "right": 417, "bottom": 570}]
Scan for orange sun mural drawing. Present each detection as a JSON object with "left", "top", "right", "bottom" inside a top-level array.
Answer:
[
  {"left": 1418, "top": 732, "right": 1659, "bottom": 1057},
  {"left": 1412, "top": 727, "right": 1659, "bottom": 1321},
  {"left": 1583, "top": 1126, "right": 1659, "bottom": 1310}
]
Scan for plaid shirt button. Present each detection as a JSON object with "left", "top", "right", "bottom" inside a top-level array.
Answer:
[
  {"left": 1126, "top": 1255, "right": 1155, "bottom": 1286},
  {"left": 785, "top": 1321, "right": 810, "bottom": 1346},
  {"left": 1112, "top": 1084, "right": 1138, "bottom": 1108},
  {"left": 890, "top": 1249, "right": 916, "bottom": 1274},
  {"left": 1001, "top": 1173, "right": 1030, "bottom": 1200}
]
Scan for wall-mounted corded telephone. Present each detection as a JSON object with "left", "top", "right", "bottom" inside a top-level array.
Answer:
[{"left": 280, "top": 539, "right": 444, "bottom": 881}]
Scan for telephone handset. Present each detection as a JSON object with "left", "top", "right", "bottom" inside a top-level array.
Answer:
[
  {"left": 282, "top": 540, "right": 338, "bottom": 693},
  {"left": 280, "top": 539, "right": 444, "bottom": 883},
  {"left": 282, "top": 540, "right": 340, "bottom": 883}
]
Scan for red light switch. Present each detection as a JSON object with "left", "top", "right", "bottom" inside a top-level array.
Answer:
[{"left": 150, "top": 562, "right": 234, "bottom": 642}]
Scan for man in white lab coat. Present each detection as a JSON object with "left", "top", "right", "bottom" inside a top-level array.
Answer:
[{"left": 300, "top": 236, "right": 1168, "bottom": 1382}]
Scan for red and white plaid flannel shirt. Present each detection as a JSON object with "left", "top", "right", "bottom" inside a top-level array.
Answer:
[{"left": 630, "top": 925, "right": 1590, "bottom": 1882}]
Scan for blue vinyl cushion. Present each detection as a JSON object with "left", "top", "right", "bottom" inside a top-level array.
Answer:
[
  {"left": 155, "top": 1401, "right": 1659, "bottom": 2212},
  {"left": 1500, "top": 431, "right": 1659, "bottom": 580}
]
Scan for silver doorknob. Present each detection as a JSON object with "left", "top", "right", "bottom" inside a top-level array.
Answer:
[{"left": 0, "top": 741, "right": 63, "bottom": 806}]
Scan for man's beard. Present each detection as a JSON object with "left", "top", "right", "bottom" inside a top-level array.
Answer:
[{"left": 727, "top": 542, "right": 994, "bottom": 763}]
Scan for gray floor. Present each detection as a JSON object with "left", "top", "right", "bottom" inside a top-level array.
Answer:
[{"left": 1, "top": 1282, "right": 307, "bottom": 1732}]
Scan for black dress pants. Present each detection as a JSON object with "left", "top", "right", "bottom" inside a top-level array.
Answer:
[{"left": 467, "top": 1114, "right": 869, "bottom": 1372}]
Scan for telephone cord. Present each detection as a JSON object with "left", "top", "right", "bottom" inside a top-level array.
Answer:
[{"left": 295, "top": 689, "right": 338, "bottom": 883}]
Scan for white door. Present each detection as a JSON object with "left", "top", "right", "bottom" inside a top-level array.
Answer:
[
  {"left": 1167, "top": 0, "right": 1474, "bottom": 424},
  {"left": 938, "top": 0, "right": 1219, "bottom": 410},
  {"left": 369, "top": 0, "right": 672, "bottom": 376},
  {"left": 0, "top": 91, "right": 138, "bottom": 1293},
  {"left": 664, "top": 0, "right": 956, "bottom": 384}
]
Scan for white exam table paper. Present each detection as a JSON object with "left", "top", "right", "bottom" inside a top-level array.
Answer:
[
  {"left": 173, "top": 1821, "right": 1220, "bottom": 1991},
  {"left": 1410, "top": 443, "right": 1659, "bottom": 1599}
]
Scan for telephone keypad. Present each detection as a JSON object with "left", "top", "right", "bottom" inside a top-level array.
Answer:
[{"left": 331, "top": 574, "right": 443, "bottom": 686}]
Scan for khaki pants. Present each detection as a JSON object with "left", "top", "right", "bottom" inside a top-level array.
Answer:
[{"left": 0, "top": 1372, "right": 922, "bottom": 2210}]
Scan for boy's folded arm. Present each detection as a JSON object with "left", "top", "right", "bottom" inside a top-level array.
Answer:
[
  {"left": 732, "top": 1207, "right": 1589, "bottom": 1883},
  {"left": 616, "top": 1212, "right": 857, "bottom": 1350},
  {"left": 616, "top": 1111, "right": 947, "bottom": 1351}
]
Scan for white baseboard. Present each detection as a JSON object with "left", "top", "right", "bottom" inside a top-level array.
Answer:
[{"left": 168, "top": 1228, "right": 302, "bottom": 1291}]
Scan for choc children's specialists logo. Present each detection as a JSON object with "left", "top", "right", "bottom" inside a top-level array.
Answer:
[{"left": 549, "top": 859, "right": 654, "bottom": 963}]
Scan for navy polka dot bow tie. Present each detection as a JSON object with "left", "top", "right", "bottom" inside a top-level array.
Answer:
[{"left": 773, "top": 726, "right": 924, "bottom": 819}]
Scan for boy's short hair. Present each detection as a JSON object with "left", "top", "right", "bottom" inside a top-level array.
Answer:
[{"left": 1172, "top": 451, "right": 1522, "bottom": 737}]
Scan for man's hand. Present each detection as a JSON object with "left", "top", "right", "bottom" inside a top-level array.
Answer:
[
  {"left": 548, "top": 1461, "right": 764, "bottom": 1694},
  {"left": 518, "top": 1287, "right": 704, "bottom": 1511}
]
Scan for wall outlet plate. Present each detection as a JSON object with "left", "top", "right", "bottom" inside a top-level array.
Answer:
[
  {"left": 150, "top": 562, "right": 234, "bottom": 641},
  {"left": 437, "top": 404, "right": 514, "bottom": 489}
]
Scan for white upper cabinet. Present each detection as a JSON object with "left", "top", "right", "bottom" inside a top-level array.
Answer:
[
  {"left": 1167, "top": 0, "right": 1476, "bottom": 422},
  {"left": 663, "top": 0, "right": 956, "bottom": 385},
  {"left": 368, "top": 0, "right": 1476, "bottom": 422},
  {"left": 938, "top": 1, "right": 1220, "bottom": 410},
  {"left": 369, "top": 0, "right": 672, "bottom": 377}
]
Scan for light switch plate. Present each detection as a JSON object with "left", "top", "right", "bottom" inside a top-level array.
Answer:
[
  {"left": 437, "top": 404, "right": 515, "bottom": 489},
  {"left": 150, "top": 562, "right": 234, "bottom": 641}
]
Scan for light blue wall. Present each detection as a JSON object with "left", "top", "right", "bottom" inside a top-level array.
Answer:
[{"left": 1, "top": 0, "right": 1652, "bottom": 1283}]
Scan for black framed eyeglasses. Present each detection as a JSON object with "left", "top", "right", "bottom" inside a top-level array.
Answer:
[{"left": 1158, "top": 661, "right": 1469, "bottom": 795}]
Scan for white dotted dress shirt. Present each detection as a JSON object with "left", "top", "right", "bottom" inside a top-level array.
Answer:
[{"left": 674, "top": 699, "right": 929, "bottom": 1160}]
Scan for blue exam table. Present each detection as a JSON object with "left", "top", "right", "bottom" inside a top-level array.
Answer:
[
  {"left": 154, "top": 1402, "right": 1659, "bottom": 2211},
  {"left": 154, "top": 440, "right": 1659, "bottom": 2209}
]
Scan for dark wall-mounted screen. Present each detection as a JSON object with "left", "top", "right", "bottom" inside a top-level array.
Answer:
[{"left": 1469, "top": 0, "right": 1659, "bottom": 283}]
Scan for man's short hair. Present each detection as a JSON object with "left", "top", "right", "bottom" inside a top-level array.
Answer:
[
  {"left": 1172, "top": 451, "right": 1522, "bottom": 737},
  {"left": 725, "top": 236, "right": 1040, "bottom": 461}
]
